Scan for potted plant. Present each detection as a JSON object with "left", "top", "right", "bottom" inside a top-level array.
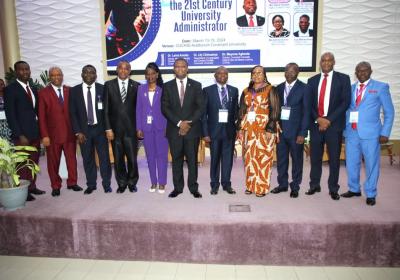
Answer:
[{"left": 0, "top": 137, "right": 40, "bottom": 211}]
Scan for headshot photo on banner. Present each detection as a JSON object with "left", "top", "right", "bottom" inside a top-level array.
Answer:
[{"left": 104, "top": 0, "right": 318, "bottom": 73}]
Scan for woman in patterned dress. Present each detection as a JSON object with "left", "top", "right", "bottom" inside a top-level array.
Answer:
[
  {"left": 0, "top": 78, "right": 12, "bottom": 141},
  {"left": 239, "top": 66, "right": 280, "bottom": 197}
]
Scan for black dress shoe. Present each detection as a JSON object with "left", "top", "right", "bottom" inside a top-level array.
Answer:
[
  {"left": 329, "top": 192, "right": 340, "bottom": 200},
  {"left": 245, "top": 190, "right": 253, "bottom": 195},
  {"left": 104, "top": 187, "right": 112, "bottom": 193},
  {"left": 51, "top": 189, "right": 60, "bottom": 197},
  {"left": 116, "top": 186, "right": 127, "bottom": 193},
  {"left": 341, "top": 191, "right": 362, "bottom": 198},
  {"left": 271, "top": 186, "right": 288, "bottom": 194},
  {"left": 84, "top": 187, "right": 96, "bottom": 195},
  {"left": 290, "top": 190, "right": 299, "bottom": 198},
  {"left": 305, "top": 187, "right": 321, "bottom": 195},
  {"left": 168, "top": 190, "right": 182, "bottom": 198},
  {"left": 128, "top": 185, "right": 137, "bottom": 193},
  {"left": 224, "top": 188, "right": 236, "bottom": 194},
  {"left": 26, "top": 193, "right": 36, "bottom": 201},
  {"left": 191, "top": 191, "right": 202, "bottom": 198},
  {"left": 210, "top": 189, "right": 218, "bottom": 195},
  {"left": 30, "top": 188, "right": 46, "bottom": 195},
  {"left": 366, "top": 197, "right": 376, "bottom": 206},
  {"left": 67, "top": 185, "right": 83, "bottom": 192}
]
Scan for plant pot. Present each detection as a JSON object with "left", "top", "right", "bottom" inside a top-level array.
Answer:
[{"left": 0, "top": 179, "right": 29, "bottom": 211}]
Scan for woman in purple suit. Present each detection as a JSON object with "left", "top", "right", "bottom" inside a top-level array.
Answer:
[{"left": 136, "top": 63, "right": 168, "bottom": 193}]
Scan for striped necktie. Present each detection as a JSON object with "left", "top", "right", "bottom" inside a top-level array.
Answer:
[{"left": 121, "top": 81, "right": 127, "bottom": 102}]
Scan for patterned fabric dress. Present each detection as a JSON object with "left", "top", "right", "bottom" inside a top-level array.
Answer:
[
  {"left": 240, "top": 85, "right": 277, "bottom": 195},
  {"left": 0, "top": 95, "right": 11, "bottom": 141}
]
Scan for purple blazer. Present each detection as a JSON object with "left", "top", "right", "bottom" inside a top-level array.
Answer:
[{"left": 136, "top": 84, "right": 167, "bottom": 132}]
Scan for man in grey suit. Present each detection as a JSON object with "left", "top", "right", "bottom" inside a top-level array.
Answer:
[
  {"left": 202, "top": 66, "right": 238, "bottom": 195},
  {"left": 161, "top": 58, "right": 205, "bottom": 198}
]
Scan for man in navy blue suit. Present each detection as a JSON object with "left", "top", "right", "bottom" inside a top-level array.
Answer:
[
  {"left": 306, "top": 52, "right": 351, "bottom": 200},
  {"left": 202, "top": 67, "right": 239, "bottom": 195},
  {"left": 4, "top": 61, "right": 46, "bottom": 201},
  {"left": 271, "top": 63, "right": 310, "bottom": 198},
  {"left": 69, "top": 65, "right": 112, "bottom": 195}
]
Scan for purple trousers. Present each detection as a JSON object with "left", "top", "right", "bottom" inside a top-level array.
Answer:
[{"left": 143, "top": 130, "right": 168, "bottom": 185}]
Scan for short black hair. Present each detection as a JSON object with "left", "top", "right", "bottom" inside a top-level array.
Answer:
[
  {"left": 14, "top": 60, "right": 29, "bottom": 71},
  {"left": 272, "top": 14, "right": 284, "bottom": 25}
]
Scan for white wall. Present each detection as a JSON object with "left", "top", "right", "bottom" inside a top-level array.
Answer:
[{"left": 13, "top": 0, "right": 400, "bottom": 138}]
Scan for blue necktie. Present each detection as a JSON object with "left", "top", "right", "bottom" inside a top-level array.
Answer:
[
  {"left": 221, "top": 87, "right": 228, "bottom": 109},
  {"left": 57, "top": 88, "right": 64, "bottom": 104}
]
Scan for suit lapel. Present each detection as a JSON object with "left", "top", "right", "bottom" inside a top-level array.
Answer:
[{"left": 112, "top": 79, "right": 122, "bottom": 103}]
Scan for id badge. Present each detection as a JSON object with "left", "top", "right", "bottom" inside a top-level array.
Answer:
[
  {"left": 98, "top": 102, "right": 103, "bottom": 110},
  {"left": 247, "top": 111, "right": 256, "bottom": 122},
  {"left": 147, "top": 115, "right": 153, "bottom": 124},
  {"left": 281, "top": 106, "right": 291, "bottom": 120},
  {"left": 349, "top": 111, "right": 358, "bottom": 123},
  {"left": 218, "top": 109, "right": 228, "bottom": 123},
  {"left": 0, "top": 111, "right": 5, "bottom": 120}
]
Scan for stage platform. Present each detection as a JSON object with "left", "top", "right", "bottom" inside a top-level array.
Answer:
[{"left": 0, "top": 154, "right": 399, "bottom": 267}]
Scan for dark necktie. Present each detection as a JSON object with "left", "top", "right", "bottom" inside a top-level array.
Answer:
[
  {"left": 179, "top": 80, "right": 185, "bottom": 106},
  {"left": 121, "top": 81, "right": 127, "bottom": 102},
  {"left": 351, "top": 83, "right": 364, "bottom": 130},
  {"left": 87, "top": 86, "right": 94, "bottom": 125},
  {"left": 25, "top": 85, "right": 33, "bottom": 104},
  {"left": 318, "top": 73, "right": 328, "bottom": 117},
  {"left": 57, "top": 88, "right": 64, "bottom": 105},
  {"left": 221, "top": 86, "right": 228, "bottom": 109}
]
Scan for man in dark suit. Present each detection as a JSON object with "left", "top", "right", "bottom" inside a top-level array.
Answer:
[
  {"left": 104, "top": 60, "right": 140, "bottom": 193},
  {"left": 69, "top": 65, "right": 112, "bottom": 194},
  {"left": 306, "top": 52, "right": 351, "bottom": 200},
  {"left": 38, "top": 67, "right": 82, "bottom": 197},
  {"left": 236, "top": 0, "right": 265, "bottom": 27},
  {"left": 202, "top": 66, "right": 238, "bottom": 195},
  {"left": 271, "top": 63, "right": 310, "bottom": 198},
  {"left": 161, "top": 58, "right": 205, "bottom": 198},
  {"left": 4, "top": 61, "right": 46, "bottom": 201},
  {"left": 293, "top": 14, "right": 314, "bottom": 37}
]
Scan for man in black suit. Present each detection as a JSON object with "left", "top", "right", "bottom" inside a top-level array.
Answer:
[
  {"left": 104, "top": 60, "right": 140, "bottom": 193},
  {"left": 4, "top": 61, "right": 46, "bottom": 201},
  {"left": 293, "top": 14, "right": 314, "bottom": 37},
  {"left": 69, "top": 65, "right": 112, "bottom": 194},
  {"left": 161, "top": 58, "right": 205, "bottom": 198},
  {"left": 236, "top": 0, "right": 265, "bottom": 27},
  {"left": 202, "top": 66, "right": 238, "bottom": 195},
  {"left": 271, "top": 63, "right": 310, "bottom": 198},
  {"left": 306, "top": 52, "right": 351, "bottom": 200}
]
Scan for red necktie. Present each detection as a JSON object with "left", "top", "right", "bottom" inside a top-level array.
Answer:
[
  {"left": 25, "top": 85, "right": 33, "bottom": 105},
  {"left": 249, "top": 16, "right": 255, "bottom": 27},
  {"left": 318, "top": 73, "right": 328, "bottom": 117},
  {"left": 351, "top": 83, "right": 364, "bottom": 129}
]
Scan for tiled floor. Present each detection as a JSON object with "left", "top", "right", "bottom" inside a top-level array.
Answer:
[{"left": 0, "top": 256, "right": 399, "bottom": 280}]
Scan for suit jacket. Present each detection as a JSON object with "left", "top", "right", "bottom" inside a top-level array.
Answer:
[
  {"left": 161, "top": 78, "right": 205, "bottom": 139},
  {"left": 293, "top": 29, "right": 314, "bottom": 37},
  {"left": 136, "top": 84, "right": 167, "bottom": 132},
  {"left": 236, "top": 15, "right": 265, "bottom": 27},
  {"left": 308, "top": 71, "right": 351, "bottom": 131},
  {"left": 344, "top": 79, "right": 394, "bottom": 139},
  {"left": 4, "top": 81, "right": 40, "bottom": 140},
  {"left": 277, "top": 80, "right": 310, "bottom": 138},
  {"left": 202, "top": 84, "right": 239, "bottom": 139},
  {"left": 69, "top": 82, "right": 106, "bottom": 135},
  {"left": 104, "top": 78, "right": 140, "bottom": 137},
  {"left": 38, "top": 84, "right": 75, "bottom": 143}
]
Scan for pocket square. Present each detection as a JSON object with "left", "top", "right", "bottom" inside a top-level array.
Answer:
[{"left": 368, "top": 90, "right": 377, "bottom": 94}]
